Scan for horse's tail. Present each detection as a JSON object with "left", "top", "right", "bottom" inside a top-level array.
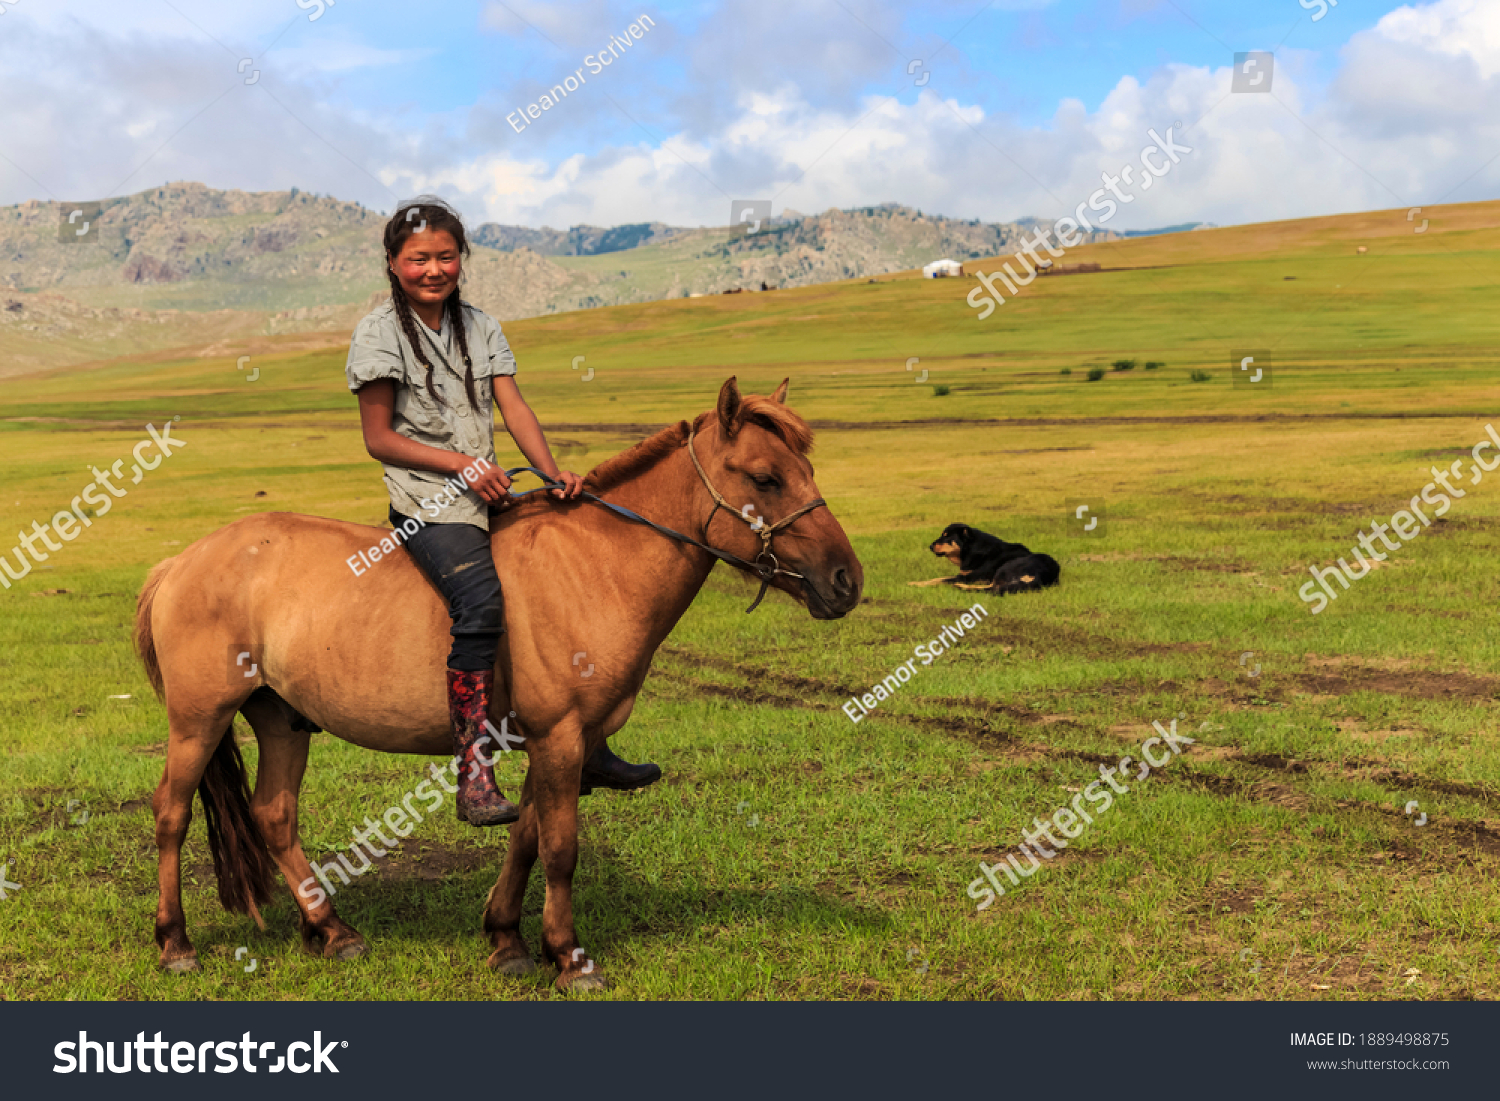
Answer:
[
  {"left": 133, "top": 556, "right": 177, "bottom": 700},
  {"left": 135, "top": 554, "right": 276, "bottom": 924},
  {"left": 199, "top": 733, "right": 275, "bottom": 927}
]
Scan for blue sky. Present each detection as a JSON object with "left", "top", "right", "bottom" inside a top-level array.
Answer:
[
  {"left": 2, "top": 0, "right": 1497, "bottom": 230},
  {"left": 320, "top": 1, "right": 1375, "bottom": 131}
]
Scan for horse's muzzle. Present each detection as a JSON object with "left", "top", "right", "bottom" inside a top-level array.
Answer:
[{"left": 802, "top": 564, "right": 861, "bottom": 620}]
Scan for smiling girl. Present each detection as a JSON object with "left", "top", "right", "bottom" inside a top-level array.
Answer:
[{"left": 345, "top": 195, "right": 660, "bottom": 826}]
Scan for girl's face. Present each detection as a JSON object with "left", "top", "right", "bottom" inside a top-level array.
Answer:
[{"left": 389, "top": 228, "right": 462, "bottom": 308}]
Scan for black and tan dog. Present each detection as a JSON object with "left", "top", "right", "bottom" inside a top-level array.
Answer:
[{"left": 909, "top": 523, "right": 1061, "bottom": 594}]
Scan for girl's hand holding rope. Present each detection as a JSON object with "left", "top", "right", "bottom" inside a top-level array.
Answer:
[
  {"left": 547, "top": 470, "right": 584, "bottom": 500},
  {"left": 463, "top": 459, "right": 512, "bottom": 505}
]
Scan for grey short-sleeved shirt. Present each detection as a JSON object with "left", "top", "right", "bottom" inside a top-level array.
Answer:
[{"left": 346, "top": 298, "right": 517, "bottom": 530}]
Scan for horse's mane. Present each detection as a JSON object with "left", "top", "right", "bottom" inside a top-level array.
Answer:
[{"left": 583, "top": 396, "right": 814, "bottom": 494}]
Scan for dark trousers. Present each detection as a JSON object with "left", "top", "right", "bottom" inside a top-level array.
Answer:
[{"left": 391, "top": 508, "right": 504, "bottom": 672}]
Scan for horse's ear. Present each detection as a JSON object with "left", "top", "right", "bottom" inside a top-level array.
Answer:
[
  {"left": 770, "top": 378, "right": 789, "bottom": 404},
  {"left": 717, "top": 377, "right": 742, "bottom": 434}
]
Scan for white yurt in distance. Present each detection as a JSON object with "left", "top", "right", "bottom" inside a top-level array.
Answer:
[{"left": 922, "top": 258, "right": 964, "bottom": 278}]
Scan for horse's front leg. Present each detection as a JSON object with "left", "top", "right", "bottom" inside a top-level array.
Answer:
[
  {"left": 484, "top": 770, "right": 540, "bottom": 975},
  {"left": 528, "top": 721, "right": 599, "bottom": 992}
]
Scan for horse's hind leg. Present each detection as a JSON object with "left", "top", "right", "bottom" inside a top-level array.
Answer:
[
  {"left": 153, "top": 704, "right": 237, "bottom": 972},
  {"left": 239, "top": 694, "right": 368, "bottom": 961},
  {"left": 483, "top": 769, "right": 540, "bottom": 975}
]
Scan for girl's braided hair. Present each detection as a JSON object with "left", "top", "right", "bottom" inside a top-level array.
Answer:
[{"left": 383, "top": 195, "right": 480, "bottom": 410}]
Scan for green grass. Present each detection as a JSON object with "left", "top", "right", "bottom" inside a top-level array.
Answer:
[{"left": 3, "top": 200, "right": 1500, "bottom": 1000}]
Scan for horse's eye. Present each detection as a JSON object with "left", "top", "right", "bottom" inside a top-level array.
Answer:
[{"left": 750, "top": 474, "right": 779, "bottom": 489}]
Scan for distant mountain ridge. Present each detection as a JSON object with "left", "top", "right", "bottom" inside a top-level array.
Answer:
[
  {"left": 0, "top": 182, "right": 1122, "bottom": 370},
  {"left": 0, "top": 182, "right": 1116, "bottom": 304},
  {"left": 470, "top": 220, "right": 685, "bottom": 256}
]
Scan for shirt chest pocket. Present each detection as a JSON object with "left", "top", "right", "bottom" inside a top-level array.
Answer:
[
  {"left": 400, "top": 359, "right": 493, "bottom": 450},
  {"left": 395, "top": 364, "right": 458, "bottom": 443}
]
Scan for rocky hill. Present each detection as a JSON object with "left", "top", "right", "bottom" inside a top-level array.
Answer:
[
  {"left": 0, "top": 183, "right": 1116, "bottom": 372},
  {"left": 470, "top": 220, "right": 685, "bottom": 256}
]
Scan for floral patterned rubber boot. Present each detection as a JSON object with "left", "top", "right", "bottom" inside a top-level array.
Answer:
[{"left": 446, "top": 668, "right": 521, "bottom": 826}]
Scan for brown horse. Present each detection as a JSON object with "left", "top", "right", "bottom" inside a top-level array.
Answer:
[{"left": 133, "top": 378, "right": 861, "bottom": 991}]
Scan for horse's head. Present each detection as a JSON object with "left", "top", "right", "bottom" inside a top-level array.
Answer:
[{"left": 693, "top": 377, "right": 863, "bottom": 619}]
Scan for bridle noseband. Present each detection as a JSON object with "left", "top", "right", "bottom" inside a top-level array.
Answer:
[{"left": 503, "top": 428, "right": 826, "bottom": 613}]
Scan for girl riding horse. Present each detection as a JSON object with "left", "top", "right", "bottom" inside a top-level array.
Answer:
[{"left": 346, "top": 195, "right": 661, "bottom": 825}]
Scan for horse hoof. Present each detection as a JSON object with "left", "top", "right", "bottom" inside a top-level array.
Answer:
[
  {"left": 331, "top": 941, "right": 368, "bottom": 962},
  {"left": 558, "top": 971, "right": 607, "bottom": 994},
  {"left": 491, "top": 955, "right": 538, "bottom": 976},
  {"left": 162, "top": 957, "right": 200, "bottom": 974}
]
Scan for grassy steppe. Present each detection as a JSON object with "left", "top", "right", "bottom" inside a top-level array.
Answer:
[{"left": 2, "top": 201, "right": 1498, "bottom": 1000}]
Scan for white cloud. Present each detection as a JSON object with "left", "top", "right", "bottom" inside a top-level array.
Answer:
[
  {"left": 1375, "top": 0, "right": 1500, "bottom": 79},
  {"left": 401, "top": 22, "right": 1499, "bottom": 234},
  {"left": 0, "top": 18, "right": 408, "bottom": 209},
  {"left": 459, "top": 0, "right": 1496, "bottom": 229},
  {"left": 2, "top": 0, "right": 1496, "bottom": 233}
]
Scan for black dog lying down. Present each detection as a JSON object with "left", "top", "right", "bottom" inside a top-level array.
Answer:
[{"left": 909, "top": 523, "right": 1061, "bottom": 594}]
